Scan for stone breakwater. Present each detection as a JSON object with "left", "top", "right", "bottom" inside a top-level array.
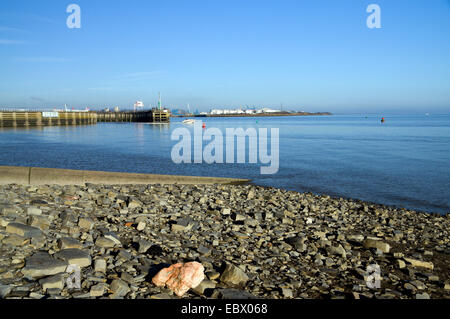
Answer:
[{"left": 0, "top": 183, "right": 449, "bottom": 299}]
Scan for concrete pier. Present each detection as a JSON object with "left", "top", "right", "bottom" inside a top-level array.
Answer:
[
  {"left": 0, "top": 166, "right": 249, "bottom": 186},
  {"left": 95, "top": 110, "right": 170, "bottom": 123},
  {"left": 0, "top": 111, "right": 97, "bottom": 128},
  {"left": 0, "top": 109, "right": 170, "bottom": 128}
]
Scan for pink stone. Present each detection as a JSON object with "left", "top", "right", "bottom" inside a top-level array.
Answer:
[{"left": 152, "top": 262, "right": 205, "bottom": 297}]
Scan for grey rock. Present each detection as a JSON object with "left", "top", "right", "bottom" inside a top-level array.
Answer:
[
  {"left": 217, "top": 288, "right": 257, "bottom": 299},
  {"left": 197, "top": 245, "right": 212, "bottom": 256},
  {"left": 220, "top": 262, "right": 249, "bottom": 286},
  {"left": 285, "top": 236, "right": 307, "bottom": 252},
  {"left": 90, "top": 283, "right": 108, "bottom": 297},
  {"left": 39, "top": 273, "right": 65, "bottom": 291},
  {"left": 363, "top": 238, "right": 390, "bottom": 253},
  {"left": 104, "top": 232, "right": 122, "bottom": 246},
  {"left": 78, "top": 217, "right": 95, "bottom": 231},
  {"left": 416, "top": 293, "right": 430, "bottom": 299},
  {"left": 110, "top": 279, "right": 130, "bottom": 298},
  {"left": 138, "top": 239, "right": 152, "bottom": 253},
  {"left": 95, "top": 236, "right": 116, "bottom": 248},
  {"left": 94, "top": 258, "right": 107, "bottom": 273},
  {"left": 0, "top": 285, "right": 12, "bottom": 299},
  {"left": 6, "top": 222, "right": 42, "bottom": 238},
  {"left": 281, "top": 288, "right": 294, "bottom": 298},
  {"left": 54, "top": 249, "right": 92, "bottom": 268},
  {"left": 27, "top": 207, "right": 42, "bottom": 216},
  {"left": 2, "top": 234, "right": 29, "bottom": 246},
  {"left": 22, "top": 252, "right": 69, "bottom": 279},
  {"left": 192, "top": 280, "right": 216, "bottom": 295},
  {"left": 58, "top": 237, "right": 83, "bottom": 250},
  {"left": 326, "top": 244, "right": 346, "bottom": 258},
  {"left": 30, "top": 215, "right": 51, "bottom": 230}
]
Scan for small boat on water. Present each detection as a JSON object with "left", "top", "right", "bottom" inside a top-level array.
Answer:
[{"left": 182, "top": 119, "right": 195, "bottom": 124}]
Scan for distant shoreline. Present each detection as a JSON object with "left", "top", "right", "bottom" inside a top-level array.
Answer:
[{"left": 172, "top": 112, "right": 333, "bottom": 118}]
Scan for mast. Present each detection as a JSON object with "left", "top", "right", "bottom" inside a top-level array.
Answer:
[{"left": 158, "top": 92, "right": 162, "bottom": 110}]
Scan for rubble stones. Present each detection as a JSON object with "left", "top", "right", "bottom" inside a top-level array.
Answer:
[
  {"left": 220, "top": 262, "right": 249, "bottom": 286},
  {"left": 6, "top": 223, "right": 42, "bottom": 239},
  {"left": 21, "top": 252, "right": 69, "bottom": 279},
  {"left": 54, "top": 249, "right": 91, "bottom": 268},
  {"left": 0, "top": 183, "right": 448, "bottom": 299}
]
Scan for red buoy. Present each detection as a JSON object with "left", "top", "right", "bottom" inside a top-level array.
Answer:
[{"left": 202, "top": 123, "right": 206, "bottom": 129}]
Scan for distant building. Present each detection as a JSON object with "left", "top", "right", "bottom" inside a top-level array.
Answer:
[
  {"left": 208, "top": 107, "right": 281, "bottom": 115},
  {"left": 211, "top": 109, "right": 224, "bottom": 115},
  {"left": 262, "top": 108, "right": 280, "bottom": 113},
  {"left": 113, "top": 106, "right": 120, "bottom": 112},
  {"left": 134, "top": 100, "right": 144, "bottom": 112}
]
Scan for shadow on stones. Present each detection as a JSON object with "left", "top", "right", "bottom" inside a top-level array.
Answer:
[{"left": 144, "top": 262, "right": 172, "bottom": 282}]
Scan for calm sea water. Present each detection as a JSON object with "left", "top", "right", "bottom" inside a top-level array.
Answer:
[{"left": 0, "top": 114, "right": 449, "bottom": 214}]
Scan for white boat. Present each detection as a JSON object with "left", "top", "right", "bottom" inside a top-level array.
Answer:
[{"left": 182, "top": 119, "right": 195, "bottom": 124}]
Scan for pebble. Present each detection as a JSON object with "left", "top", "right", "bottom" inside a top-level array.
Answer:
[
  {"left": 27, "top": 207, "right": 42, "bottom": 216},
  {"left": 6, "top": 223, "right": 42, "bottom": 239},
  {"left": 404, "top": 258, "right": 434, "bottom": 270},
  {"left": 58, "top": 237, "right": 83, "bottom": 250},
  {"left": 416, "top": 293, "right": 430, "bottom": 299},
  {"left": 78, "top": 218, "right": 95, "bottom": 231},
  {"left": 21, "top": 252, "right": 69, "bottom": 279},
  {"left": 220, "top": 262, "right": 249, "bottom": 286},
  {"left": 39, "top": 273, "right": 65, "bottom": 291},
  {"left": 54, "top": 249, "right": 92, "bottom": 268},
  {"left": 0, "top": 183, "right": 448, "bottom": 299},
  {"left": 363, "top": 238, "right": 391, "bottom": 253},
  {"left": 110, "top": 279, "right": 130, "bottom": 298},
  {"left": 94, "top": 259, "right": 107, "bottom": 273},
  {"left": 95, "top": 237, "right": 116, "bottom": 248},
  {"left": 90, "top": 283, "right": 108, "bottom": 297},
  {"left": 192, "top": 280, "right": 216, "bottom": 295},
  {"left": 136, "top": 222, "right": 146, "bottom": 231}
]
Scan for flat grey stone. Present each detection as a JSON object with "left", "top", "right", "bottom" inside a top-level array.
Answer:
[
  {"left": 0, "top": 285, "right": 13, "bottom": 299},
  {"left": 95, "top": 236, "right": 116, "bottom": 248},
  {"left": 192, "top": 279, "right": 216, "bottom": 295},
  {"left": 90, "top": 283, "right": 108, "bottom": 297},
  {"left": 220, "top": 262, "right": 249, "bottom": 286},
  {"left": 110, "top": 279, "right": 130, "bottom": 298},
  {"left": 104, "top": 232, "right": 122, "bottom": 246},
  {"left": 94, "top": 258, "right": 107, "bottom": 273},
  {"left": 58, "top": 237, "right": 83, "bottom": 250},
  {"left": 217, "top": 288, "right": 257, "bottom": 299},
  {"left": 21, "top": 252, "right": 68, "bottom": 279},
  {"left": 27, "top": 207, "right": 42, "bottom": 216},
  {"left": 6, "top": 223, "right": 43, "bottom": 238},
  {"left": 54, "top": 249, "right": 92, "bottom": 268},
  {"left": 39, "top": 273, "right": 65, "bottom": 291}
]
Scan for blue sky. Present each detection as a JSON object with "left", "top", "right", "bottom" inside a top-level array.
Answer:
[{"left": 0, "top": 0, "right": 449, "bottom": 113}]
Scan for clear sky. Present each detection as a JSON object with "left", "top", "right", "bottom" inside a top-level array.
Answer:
[{"left": 0, "top": 0, "right": 449, "bottom": 113}]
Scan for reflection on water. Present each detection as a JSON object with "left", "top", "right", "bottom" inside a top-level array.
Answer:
[{"left": 0, "top": 115, "right": 449, "bottom": 214}]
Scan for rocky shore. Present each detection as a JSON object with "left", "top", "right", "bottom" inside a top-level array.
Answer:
[{"left": 0, "top": 183, "right": 449, "bottom": 299}]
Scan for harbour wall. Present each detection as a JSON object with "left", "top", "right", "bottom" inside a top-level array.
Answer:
[
  {"left": 0, "top": 110, "right": 170, "bottom": 128},
  {"left": 0, "top": 166, "right": 249, "bottom": 186},
  {"left": 0, "top": 111, "right": 97, "bottom": 128}
]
